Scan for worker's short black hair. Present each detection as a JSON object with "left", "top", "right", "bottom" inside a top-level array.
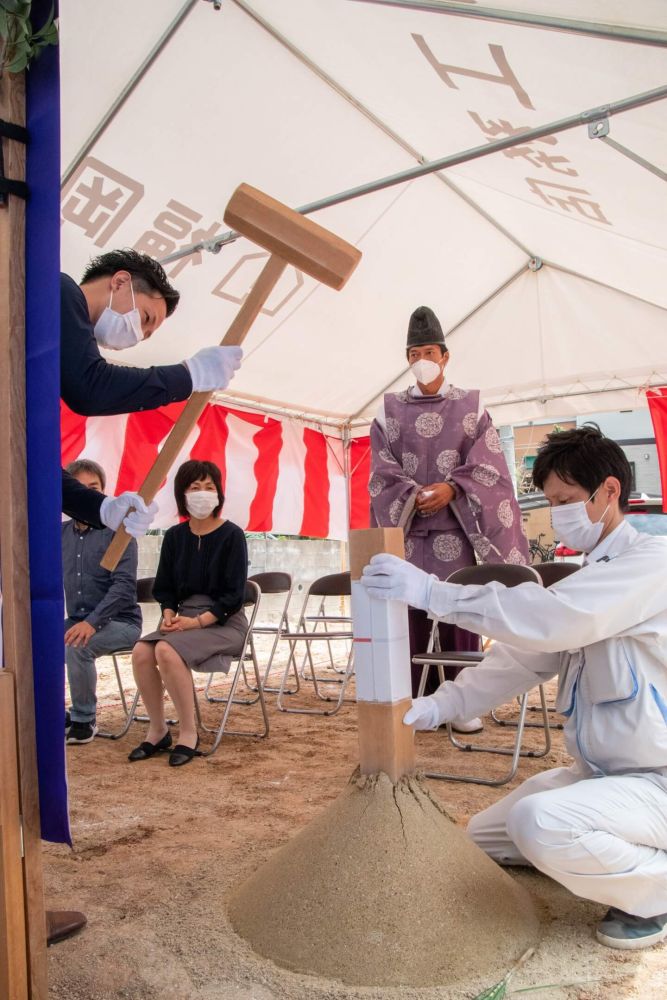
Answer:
[
  {"left": 81, "top": 249, "right": 180, "bottom": 317},
  {"left": 66, "top": 458, "right": 106, "bottom": 492},
  {"left": 174, "top": 460, "right": 224, "bottom": 519},
  {"left": 532, "top": 424, "right": 632, "bottom": 509}
]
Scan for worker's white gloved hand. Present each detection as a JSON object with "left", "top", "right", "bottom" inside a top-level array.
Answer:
[
  {"left": 403, "top": 696, "right": 442, "bottom": 731},
  {"left": 184, "top": 345, "right": 243, "bottom": 392},
  {"left": 360, "top": 554, "right": 435, "bottom": 611},
  {"left": 100, "top": 493, "right": 159, "bottom": 538}
]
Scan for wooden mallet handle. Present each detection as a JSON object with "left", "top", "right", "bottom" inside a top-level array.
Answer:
[{"left": 100, "top": 254, "right": 287, "bottom": 571}]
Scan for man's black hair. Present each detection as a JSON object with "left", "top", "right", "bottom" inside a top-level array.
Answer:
[
  {"left": 81, "top": 249, "right": 180, "bottom": 317},
  {"left": 532, "top": 423, "right": 632, "bottom": 509},
  {"left": 405, "top": 344, "right": 448, "bottom": 360},
  {"left": 174, "top": 460, "right": 225, "bottom": 519},
  {"left": 66, "top": 458, "right": 106, "bottom": 492}
]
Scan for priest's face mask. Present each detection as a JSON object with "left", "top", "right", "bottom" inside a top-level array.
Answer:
[{"left": 406, "top": 344, "right": 449, "bottom": 387}]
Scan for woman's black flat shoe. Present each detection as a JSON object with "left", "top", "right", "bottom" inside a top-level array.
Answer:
[
  {"left": 128, "top": 731, "right": 172, "bottom": 761},
  {"left": 168, "top": 741, "right": 202, "bottom": 767}
]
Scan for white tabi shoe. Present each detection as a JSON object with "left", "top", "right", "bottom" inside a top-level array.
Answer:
[{"left": 450, "top": 716, "right": 484, "bottom": 734}]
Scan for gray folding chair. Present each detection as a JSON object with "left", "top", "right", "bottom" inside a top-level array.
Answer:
[
  {"left": 235, "top": 571, "right": 295, "bottom": 695},
  {"left": 192, "top": 581, "right": 269, "bottom": 755},
  {"left": 412, "top": 563, "right": 552, "bottom": 787},
  {"left": 97, "top": 576, "right": 179, "bottom": 740},
  {"left": 276, "top": 571, "right": 355, "bottom": 716}
]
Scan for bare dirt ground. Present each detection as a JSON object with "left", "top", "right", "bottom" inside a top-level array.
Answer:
[{"left": 46, "top": 633, "right": 667, "bottom": 1000}]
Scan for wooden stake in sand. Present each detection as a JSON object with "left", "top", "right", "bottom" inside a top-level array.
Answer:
[{"left": 229, "top": 529, "right": 539, "bottom": 987}]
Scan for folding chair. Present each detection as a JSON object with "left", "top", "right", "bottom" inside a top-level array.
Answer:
[
  {"left": 97, "top": 576, "right": 179, "bottom": 740},
  {"left": 192, "top": 581, "right": 269, "bottom": 755},
  {"left": 412, "top": 563, "right": 552, "bottom": 787},
  {"left": 506, "top": 560, "right": 580, "bottom": 730},
  {"left": 276, "top": 571, "right": 354, "bottom": 716},
  {"left": 219, "top": 571, "right": 295, "bottom": 696}
]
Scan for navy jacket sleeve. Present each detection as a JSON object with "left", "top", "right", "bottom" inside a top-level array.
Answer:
[
  {"left": 60, "top": 273, "right": 193, "bottom": 416},
  {"left": 62, "top": 469, "right": 105, "bottom": 528}
]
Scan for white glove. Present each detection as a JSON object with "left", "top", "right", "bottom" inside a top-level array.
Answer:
[
  {"left": 184, "top": 345, "right": 243, "bottom": 392},
  {"left": 403, "top": 696, "right": 442, "bottom": 731},
  {"left": 360, "top": 554, "right": 435, "bottom": 611},
  {"left": 100, "top": 493, "right": 159, "bottom": 538}
]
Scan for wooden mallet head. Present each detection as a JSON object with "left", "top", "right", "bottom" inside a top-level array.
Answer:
[
  {"left": 224, "top": 183, "right": 361, "bottom": 290},
  {"left": 100, "top": 183, "right": 361, "bottom": 571}
]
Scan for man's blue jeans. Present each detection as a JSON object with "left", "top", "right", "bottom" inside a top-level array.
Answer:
[{"left": 64, "top": 619, "right": 141, "bottom": 724}]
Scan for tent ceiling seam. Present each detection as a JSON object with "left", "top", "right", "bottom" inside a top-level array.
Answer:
[
  {"left": 541, "top": 260, "right": 667, "bottom": 314},
  {"left": 347, "top": 261, "right": 529, "bottom": 420},
  {"left": 232, "top": 0, "right": 533, "bottom": 257},
  {"left": 61, "top": 0, "right": 199, "bottom": 187},
  {"left": 348, "top": 1, "right": 667, "bottom": 47}
]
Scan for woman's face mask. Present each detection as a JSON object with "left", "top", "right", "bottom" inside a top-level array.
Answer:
[
  {"left": 93, "top": 282, "right": 143, "bottom": 350},
  {"left": 550, "top": 484, "right": 610, "bottom": 553},
  {"left": 410, "top": 358, "right": 443, "bottom": 385},
  {"left": 185, "top": 490, "right": 219, "bottom": 519}
]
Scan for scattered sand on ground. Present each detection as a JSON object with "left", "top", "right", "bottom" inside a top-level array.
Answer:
[{"left": 46, "top": 640, "right": 667, "bottom": 999}]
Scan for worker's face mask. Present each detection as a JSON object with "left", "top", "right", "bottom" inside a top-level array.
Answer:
[
  {"left": 411, "top": 358, "right": 443, "bottom": 385},
  {"left": 550, "top": 484, "right": 610, "bottom": 553},
  {"left": 185, "top": 490, "right": 219, "bottom": 519},
  {"left": 94, "top": 282, "right": 144, "bottom": 351}
]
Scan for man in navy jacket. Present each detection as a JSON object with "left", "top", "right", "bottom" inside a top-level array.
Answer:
[{"left": 61, "top": 248, "right": 242, "bottom": 526}]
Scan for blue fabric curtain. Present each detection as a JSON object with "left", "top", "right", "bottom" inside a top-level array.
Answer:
[{"left": 25, "top": 0, "right": 70, "bottom": 844}]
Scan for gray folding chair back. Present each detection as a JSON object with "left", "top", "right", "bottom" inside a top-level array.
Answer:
[
  {"left": 309, "top": 571, "right": 351, "bottom": 597},
  {"left": 193, "top": 579, "right": 269, "bottom": 754},
  {"left": 98, "top": 576, "right": 162, "bottom": 740},
  {"left": 238, "top": 571, "right": 295, "bottom": 694},
  {"left": 532, "top": 562, "right": 580, "bottom": 587},
  {"left": 412, "top": 562, "right": 551, "bottom": 787},
  {"left": 277, "top": 571, "right": 354, "bottom": 716},
  {"left": 446, "top": 564, "right": 541, "bottom": 587}
]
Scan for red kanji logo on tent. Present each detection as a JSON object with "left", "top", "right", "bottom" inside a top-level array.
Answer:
[{"left": 61, "top": 157, "right": 144, "bottom": 247}]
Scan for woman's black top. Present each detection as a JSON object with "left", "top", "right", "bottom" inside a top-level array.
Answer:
[{"left": 153, "top": 520, "right": 247, "bottom": 624}]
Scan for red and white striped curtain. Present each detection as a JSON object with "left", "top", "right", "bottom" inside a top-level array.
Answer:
[
  {"left": 647, "top": 389, "right": 667, "bottom": 513},
  {"left": 61, "top": 401, "right": 371, "bottom": 540}
]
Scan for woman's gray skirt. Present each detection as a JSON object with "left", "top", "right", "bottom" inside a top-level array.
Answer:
[{"left": 139, "top": 595, "right": 249, "bottom": 674}]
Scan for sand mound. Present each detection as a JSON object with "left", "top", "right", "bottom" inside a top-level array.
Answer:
[{"left": 228, "top": 770, "right": 540, "bottom": 987}]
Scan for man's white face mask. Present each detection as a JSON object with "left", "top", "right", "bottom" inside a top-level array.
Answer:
[
  {"left": 93, "top": 282, "right": 143, "bottom": 350},
  {"left": 185, "top": 490, "right": 219, "bottom": 519},
  {"left": 410, "top": 358, "right": 442, "bottom": 385},
  {"left": 550, "top": 483, "right": 610, "bottom": 553}
]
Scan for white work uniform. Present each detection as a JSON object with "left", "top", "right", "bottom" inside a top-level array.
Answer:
[{"left": 427, "top": 519, "right": 667, "bottom": 918}]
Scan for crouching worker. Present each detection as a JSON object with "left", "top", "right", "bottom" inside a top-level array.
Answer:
[
  {"left": 361, "top": 425, "right": 667, "bottom": 951},
  {"left": 63, "top": 459, "right": 142, "bottom": 744},
  {"left": 129, "top": 460, "right": 248, "bottom": 767}
]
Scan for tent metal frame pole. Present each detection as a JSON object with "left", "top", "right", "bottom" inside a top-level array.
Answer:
[
  {"left": 161, "top": 82, "right": 667, "bottom": 265},
  {"left": 490, "top": 379, "right": 667, "bottom": 410},
  {"left": 233, "top": 0, "right": 533, "bottom": 258},
  {"left": 347, "top": 0, "right": 667, "bottom": 47},
  {"left": 61, "top": 0, "right": 199, "bottom": 187},
  {"left": 347, "top": 261, "right": 528, "bottom": 421},
  {"left": 598, "top": 135, "right": 667, "bottom": 184}
]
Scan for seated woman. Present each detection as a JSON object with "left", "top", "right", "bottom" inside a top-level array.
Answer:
[{"left": 129, "top": 459, "right": 248, "bottom": 767}]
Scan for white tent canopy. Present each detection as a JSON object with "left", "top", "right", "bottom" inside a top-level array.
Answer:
[{"left": 59, "top": 0, "right": 667, "bottom": 431}]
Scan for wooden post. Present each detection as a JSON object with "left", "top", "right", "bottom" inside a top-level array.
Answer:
[
  {"left": 0, "top": 67, "right": 48, "bottom": 998},
  {"left": 0, "top": 671, "right": 29, "bottom": 1000},
  {"left": 349, "top": 528, "right": 416, "bottom": 782}
]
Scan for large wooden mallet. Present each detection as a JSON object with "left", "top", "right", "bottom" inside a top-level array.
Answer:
[{"left": 101, "top": 184, "right": 361, "bottom": 570}]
